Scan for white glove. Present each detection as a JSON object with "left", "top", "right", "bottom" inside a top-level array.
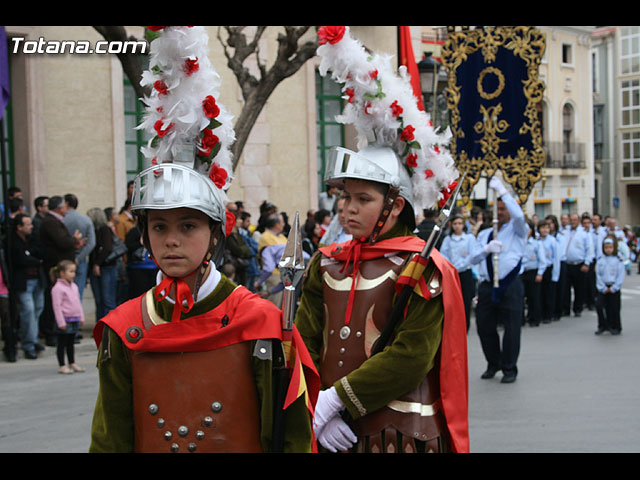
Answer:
[
  {"left": 317, "top": 415, "right": 358, "bottom": 453},
  {"left": 489, "top": 176, "right": 508, "bottom": 198},
  {"left": 484, "top": 239, "right": 503, "bottom": 254},
  {"left": 313, "top": 387, "right": 345, "bottom": 437}
]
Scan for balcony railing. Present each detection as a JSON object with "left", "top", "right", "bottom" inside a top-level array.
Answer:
[{"left": 543, "top": 141, "right": 587, "bottom": 169}]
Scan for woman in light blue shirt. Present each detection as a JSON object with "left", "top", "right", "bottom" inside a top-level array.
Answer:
[
  {"left": 520, "top": 220, "right": 546, "bottom": 326},
  {"left": 440, "top": 214, "right": 476, "bottom": 331},
  {"left": 537, "top": 219, "right": 560, "bottom": 323}
]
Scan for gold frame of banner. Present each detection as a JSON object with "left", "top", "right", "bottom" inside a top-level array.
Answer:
[{"left": 441, "top": 26, "right": 547, "bottom": 206}]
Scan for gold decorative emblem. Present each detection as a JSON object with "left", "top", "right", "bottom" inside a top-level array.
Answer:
[
  {"left": 477, "top": 66, "right": 505, "bottom": 100},
  {"left": 441, "top": 26, "right": 547, "bottom": 205}
]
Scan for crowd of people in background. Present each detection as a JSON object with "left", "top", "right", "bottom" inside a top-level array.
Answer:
[
  {"left": 436, "top": 204, "right": 638, "bottom": 337},
  {"left": 2, "top": 180, "right": 638, "bottom": 367},
  {"left": 0, "top": 183, "right": 156, "bottom": 366}
]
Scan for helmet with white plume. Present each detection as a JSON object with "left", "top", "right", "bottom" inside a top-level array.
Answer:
[
  {"left": 316, "top": 26, "right": 460, "bottom": 238},
  {"left": 131, "top": 26, "right": 235, "bottom": 278}
]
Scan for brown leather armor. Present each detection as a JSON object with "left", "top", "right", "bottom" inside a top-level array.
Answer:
[
  {"left": 319, "top": 251, "right": 449, "bottom": 453},
  {"left": 126, "top": 292, "right": 264, "bottom": 453},
  {"left": 130, "top": 342, "right": 263, "bottom": 453}
]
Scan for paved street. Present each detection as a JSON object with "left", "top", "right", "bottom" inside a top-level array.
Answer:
[{"left": 1, "top": 271, "right": 640, "bottom": 453}]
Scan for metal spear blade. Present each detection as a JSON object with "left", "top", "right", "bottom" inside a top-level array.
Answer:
[
  {"left": 420, "top": 172, "right": 467, "bottom": 258},
  {"left": 278, "top": 211, "right": 305, "bottom": 289}
]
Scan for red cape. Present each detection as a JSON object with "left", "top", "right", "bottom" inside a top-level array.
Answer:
[
  {"left": 320, "top": 237, "right": 470, "bottom": 453},
  {"left": 93, "top": 285, "right": 320, "bottom": 414}
]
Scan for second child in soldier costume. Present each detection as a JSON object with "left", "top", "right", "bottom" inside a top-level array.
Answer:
[
  {"left": 89, "top": 26, "right": 319, "bottom": 453},
  {"left": 294, "top": 27, "right": 469, "bottom": 453}
]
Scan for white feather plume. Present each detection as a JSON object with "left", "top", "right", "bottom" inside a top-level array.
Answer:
[
  {"left": 136, "top": 26, "right": 235, "bottom": 190},
  {"left": 317, "top": 26, "right": 459, "bottom": 210}
]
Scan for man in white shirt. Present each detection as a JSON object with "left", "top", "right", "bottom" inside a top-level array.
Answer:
[{"left": 469, "top": 176, "right": 528, "bottom": 384}]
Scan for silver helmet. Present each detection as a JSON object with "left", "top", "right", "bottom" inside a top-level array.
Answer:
[
  {"left": 325, "top": 145, "right": 415, "bottom": 213},
  {"left": 131, "top": 162, "right": 227, "bottom": 232}
]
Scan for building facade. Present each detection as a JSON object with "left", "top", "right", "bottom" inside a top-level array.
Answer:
[
  {"left": 6, "top": 26, "right": 631, "bottom": 232},
  {"left": 591, "top": 26, "right": 640, "bottom": 230}
]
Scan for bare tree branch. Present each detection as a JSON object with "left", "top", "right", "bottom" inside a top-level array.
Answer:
[
  {"left": 97, "top": 26, "right": 320, "bottom": 173},
  {"left": 92, "top": 26, "right": 150, "bottom": 100},
  {"left": 218, "top": 26, "right": 319, "bottom": 170}
]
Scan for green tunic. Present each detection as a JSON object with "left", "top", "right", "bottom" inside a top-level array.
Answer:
[
  {"left": 294, "top": 222, "right": 444, "bottom": 420},
  {"left": 89, "top": 275, "right": 313, "bottom": 453}
]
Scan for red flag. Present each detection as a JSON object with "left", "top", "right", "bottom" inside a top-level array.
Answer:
[{"left": 399, "top": 26, "right": 425, "bottom": 111}]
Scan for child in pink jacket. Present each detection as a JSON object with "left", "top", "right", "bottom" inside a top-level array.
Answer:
[{"left": 51, "top": 260, "right": 85, "bottom": 374}]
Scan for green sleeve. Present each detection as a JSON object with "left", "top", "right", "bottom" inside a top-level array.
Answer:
[
  {"left": 89, "top": 328, "right": 134, "bottom": 453},
  {"left": 293, "top": 252, "right": 325, "bottom": 370}
]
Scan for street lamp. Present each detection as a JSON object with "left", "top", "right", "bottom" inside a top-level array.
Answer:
[{"left": 417, "top": 52, "right": 447, "bottom": 127}]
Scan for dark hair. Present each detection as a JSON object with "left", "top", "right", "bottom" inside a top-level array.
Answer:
[
  {"left": 545, "top": 214, "right": 559, "bottom": 233},
  {"left": 8, "top": 186, "right": 21, "bottom": 197},
  {"left": 48, "top": 196, "right": 64, "bottom": 211},
  {"left": 422, "top": 208, "right": 437, "bottom": 220},
  {"left": 64, "top": 193, "right": 78, "bottom": 209},
  {"left": 8, "top": 196, "right": 23, "bottom": 213},
  {"left": 304, "top": 219, "right": 319, "bottom": 238},
  {"left": 34, "top": 196, "right": 48, "bottom": 210},
  {"left": 120, "top": 198, "right": 131, "bottom": 214},
  {"left": 537, "top": 219, "right": 549, "bottom": 229},
  {"left": 314, "top": 209, "right": 331, "bottom": 224},
  {"left": 240, "top": 211, "right": 251, "bottom": 221},
  {"left": 13, "top": 213, "right": 29, "bottom": 232}
]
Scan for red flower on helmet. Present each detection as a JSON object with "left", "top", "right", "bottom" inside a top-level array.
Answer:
[
  {"left": 154, "top": 80, "right": 169, "bottom": 96},
  {"left": 200, "top": 128, "right": 219, "bottom": 156},
  {"left": 318, "top": 26, "right": 346, "bottom": 45},
  {"left": 345, "top": 88, "right": 355, "bottom": 104},
  {"left": 424, "top": 169, "right": 435, "bottom": 179},
  {"left": 147, "top": 26, "right": 166, "bottom": 31},
  {"left": 209, "top": 163, "right": 228, "bottom": 189},
  {"left": 390, "top": 100, "right": 403, "bottom": 118},
  {"left": 184, "top": 57, "right": 199, "bottom": 76},
  {"left": 203, "top": 95, "right": 220, "bottom": 119},
  {"left": 401, "top": 125, "right": 415, "bottom": 142},
  {"left": 406, "top": 153, "right": 418, "bottom": 168},
  {"left": 438, "top": 181, "right": 459, "bottom": 208},
  {"left": 154, "top": 119, "right": 173, "bottom": 137}
]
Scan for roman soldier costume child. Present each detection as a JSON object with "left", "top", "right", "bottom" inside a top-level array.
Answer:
[
  {"left": 295, "top": 26, "right": 469, "bottom": 453},
  {"left": 89, "top": 26, "right": 319, "bottom": 453}
]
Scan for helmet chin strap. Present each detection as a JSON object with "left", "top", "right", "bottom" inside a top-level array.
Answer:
[{"left": 368, "top": 185, "right": 400, "bottom": 245}]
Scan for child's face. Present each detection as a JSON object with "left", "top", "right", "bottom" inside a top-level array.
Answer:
[
  {"left": 342, "top": 179, "right": 403, "bottom": 241},
  {"left": 61, "top": 265, "right": 76, "bottom": 283},
  {"left": 538, "top": 224, "right": 549, "bottom": 237},
  {"left": 603, "top": 243, "right": 614, "bottom": 256},
  {"left": 147, "top": 208, "right": 212, "bottom": 279},
  {"left": 451, "top": 218, "right": 464, "bottom": 235}
]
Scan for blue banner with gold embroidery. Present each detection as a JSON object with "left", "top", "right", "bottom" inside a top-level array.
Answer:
[{"left": 441, "top": 26, "right": 546, "bottom": 205}]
